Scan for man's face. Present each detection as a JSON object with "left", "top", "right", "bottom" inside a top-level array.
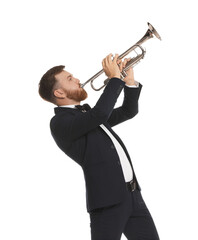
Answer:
[{"left": 55, "top": 70, "right": 88, "bottom": 102}]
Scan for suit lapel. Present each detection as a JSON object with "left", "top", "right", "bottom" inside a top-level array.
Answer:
[
  {"left": 102, "top": 122, "right": 134, "bottom": 167},
  {"left": 102, "top": 122, "right": 139, "bottom": 182}
]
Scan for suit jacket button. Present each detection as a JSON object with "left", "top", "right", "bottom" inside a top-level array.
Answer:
[
  {"left": 111, "top": 144, "right": 115, "bottom": 149},
  {"left": 117, "top": 161, "right": 120, "bottom": 165}
]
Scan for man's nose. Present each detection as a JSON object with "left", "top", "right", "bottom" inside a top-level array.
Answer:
[{"left": 74, "top": 78, "right": 80, "bottom": 84}]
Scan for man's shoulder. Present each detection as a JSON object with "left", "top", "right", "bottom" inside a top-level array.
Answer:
[{"left": 50, "top": 108, "right": 78, "bottom": 128}]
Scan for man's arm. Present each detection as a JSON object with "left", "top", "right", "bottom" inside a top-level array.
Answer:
[
  {"left": 107, "top": 81, "right": 143, "bottom": 127},
  {"left": 106, "top": 57, "right": 143, "bottom": 127},
  {"left": 50, "top": 77, "right": 125, "bottom": 142}
]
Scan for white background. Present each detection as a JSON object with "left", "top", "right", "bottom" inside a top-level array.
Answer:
[{"left": 0, "top": 0, "right": 198, "bottom": 239}]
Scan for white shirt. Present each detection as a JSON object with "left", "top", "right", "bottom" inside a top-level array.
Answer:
[{"left": 59, "top": 81, "right": 139, "bottom": 182}]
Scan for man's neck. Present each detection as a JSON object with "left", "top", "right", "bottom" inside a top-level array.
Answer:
[{"left": 57, "top": 101, "right": 80, "bottom": 107}]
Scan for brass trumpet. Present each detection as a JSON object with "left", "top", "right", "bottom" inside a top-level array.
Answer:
[{"left": 80, "top": 22, "right": 161, "bottom": 91}]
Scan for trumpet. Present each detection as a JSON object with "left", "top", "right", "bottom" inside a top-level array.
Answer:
[{"left": 80, "top": 22, "right": 161, "bottom": 91}]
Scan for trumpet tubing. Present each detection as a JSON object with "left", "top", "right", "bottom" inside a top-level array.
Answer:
[{"left": 80, "top": 22, "right": 161, "bottom": 91}]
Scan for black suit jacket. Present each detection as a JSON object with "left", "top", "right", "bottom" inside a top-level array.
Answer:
[{"left": 50, "top": 77, "right": 143, "bottom": 213}]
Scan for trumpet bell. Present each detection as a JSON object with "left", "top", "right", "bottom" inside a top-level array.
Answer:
[
  {"left": 80, "top": 22, "right": 161, "bottom": 91},
  {"left": 148, "top": 22, "right": 161, "bottom": 40}
]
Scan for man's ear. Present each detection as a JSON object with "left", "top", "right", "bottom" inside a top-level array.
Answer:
[{"left": 53, "top": 89, "right": 66, "bottom": 99}]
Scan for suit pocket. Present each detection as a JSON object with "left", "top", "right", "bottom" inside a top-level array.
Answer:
[
  {"left": 90, "top": 202, "right": 121, "bottom": 215},
  {"left": 90, "top": 206, "right": 105, "bottom": 215}
]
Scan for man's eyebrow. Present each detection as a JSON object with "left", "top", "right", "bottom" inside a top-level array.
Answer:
[{"left": 67, "top": 74, "right": 72, "bottom": 79}]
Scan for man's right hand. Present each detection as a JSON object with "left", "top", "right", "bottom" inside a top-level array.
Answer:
[{"left": 102, "top": 53, "right": 121, "bottom": 79}]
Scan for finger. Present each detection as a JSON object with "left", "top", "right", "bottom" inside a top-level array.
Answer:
[
  {"left": 117, "top": 60, "right": 122, "bottom": 70},
  {"left": 120, "top": 62, "right": 123, "bottom": 71},
  {"left": 104, "top": 54, "right": 111, "bottom": 65},
  {"left": 102, "top": 57, "right": 107, "bottom": 68},
  {"left": 113, "top": 53, "right": 119, "bottom": 62},
  {"left": 106, "top": 53, "right": 112, "bottom": 58},
  {"left": 102, "top": 59, "right": 105, "bottom": 68},
  {"left": 103, "top": 54, "right": 110, "bottom": 62},
  {"left": 107, "top": 53, "right": 113, "bottom": 63},
  {"left": 123, "top": 58, "right": 128, "bottom": 68},
  {"left": 117, "top": 59, "right": 122, "bottom": 64}
]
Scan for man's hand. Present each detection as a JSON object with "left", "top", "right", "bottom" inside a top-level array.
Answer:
[
  {"left": 102, "top": 53, "right": 122, "bottom": 79},
  {"left": 119, "top": 57, "right": 135, "bottom": 85}
]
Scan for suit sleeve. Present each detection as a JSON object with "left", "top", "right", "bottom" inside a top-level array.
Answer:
[
  {"left": 107, "top": 82, "right": 143, "bottom": 127},
  {"left": 50, "top": 77, "right": 125, "bottom": 141}
]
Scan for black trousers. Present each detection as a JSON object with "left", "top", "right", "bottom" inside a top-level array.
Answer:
[{"left": 89, "top": 186, "right": 160, "bottom": 240}]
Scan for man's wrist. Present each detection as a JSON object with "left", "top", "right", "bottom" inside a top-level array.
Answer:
[
  {"left": 125, "top": 80, "right": 136, "bottom": 85},
  {"left": 110, "top": 75, "right": 121, "bottom": 79},
  {"left": 126, "top": 80, "right": 139, "bottom": 87}
]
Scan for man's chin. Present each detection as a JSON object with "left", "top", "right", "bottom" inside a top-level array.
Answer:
[
  {"left": 66, "top": 88, "right": 88, "bottom": 102},
  {"left": 81, "top": 93, "right": 88, "bottom": 101},
  {"left": 80, "top": 88, "right": 88, "bottom": 100}
]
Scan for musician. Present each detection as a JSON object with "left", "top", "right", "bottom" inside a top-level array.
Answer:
[{"left": 38, "top": 54, "right": 160, "bottom": 240}]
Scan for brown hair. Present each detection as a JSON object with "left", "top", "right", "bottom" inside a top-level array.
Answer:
[{"left": 38, "top": 65, "right": 65, "bottom": 104}]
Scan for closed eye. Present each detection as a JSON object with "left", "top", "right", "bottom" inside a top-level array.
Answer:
[{"left": 67, "top": 75, "right": 73, "bottom": 81}]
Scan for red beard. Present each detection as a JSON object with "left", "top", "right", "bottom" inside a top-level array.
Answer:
[{"left": 65, "top": 87, "right": 88, "bottom": 102}]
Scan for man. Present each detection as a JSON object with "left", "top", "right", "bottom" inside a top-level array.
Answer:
[{"left": 38, "top": 54, "right": 160, "bottom": 240}]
